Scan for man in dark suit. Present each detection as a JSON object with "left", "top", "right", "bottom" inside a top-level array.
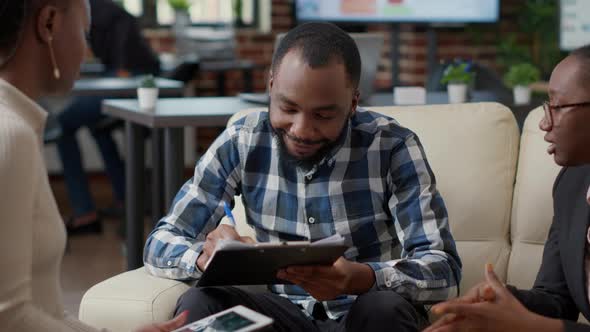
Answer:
[{"left": 424, "top": 45, "right": 590, "bottom": 332}]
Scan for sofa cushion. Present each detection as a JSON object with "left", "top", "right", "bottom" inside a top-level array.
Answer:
[
  {"left": 78, "top": 267, "right": 191, "bottom": 332},
  {"left": 508, "top": 107, "right": 561, "bottom": 288},
  {"left": 370, "top": 103, "right": 519, "bottom": 293}
]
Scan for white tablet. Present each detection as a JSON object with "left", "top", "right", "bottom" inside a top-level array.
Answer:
[{"left": 172, "top": 305, "right": 274, "bottom": 332}]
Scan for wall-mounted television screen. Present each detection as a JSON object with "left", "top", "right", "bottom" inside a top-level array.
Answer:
[
  {"left": 296, "top": 0, "right": 500, "bottom": 23},
  {"left": 560, "top": 0, "right": 590, "bottom": 51}
]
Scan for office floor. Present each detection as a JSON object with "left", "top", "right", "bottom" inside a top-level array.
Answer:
[{"left": 52, "top": 176, "right": 132, "bottom": 316}]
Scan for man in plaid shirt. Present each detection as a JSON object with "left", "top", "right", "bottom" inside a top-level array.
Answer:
[{"left": 144, "top": 22, "right": 461, "bottom": 332}]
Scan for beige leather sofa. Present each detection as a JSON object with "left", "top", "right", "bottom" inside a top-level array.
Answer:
[{"left": 79, "top": 103, "right": 561, "bottom": 331}]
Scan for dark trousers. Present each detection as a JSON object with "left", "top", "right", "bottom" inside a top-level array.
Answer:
[
  {"left": 56, "top": 95, "right": 125, "bottom": 216},
  {"left": 175, "top": 287, "right": 426, "bottom": 332}
]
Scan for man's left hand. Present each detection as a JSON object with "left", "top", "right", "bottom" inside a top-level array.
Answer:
[{"left": 276, "top": 257, "right": 375, "bottom": 301}]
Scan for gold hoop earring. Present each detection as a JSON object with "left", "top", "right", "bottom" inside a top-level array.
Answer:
[{"left": 47, "top": 36, "right": 61, "bottom": 80}]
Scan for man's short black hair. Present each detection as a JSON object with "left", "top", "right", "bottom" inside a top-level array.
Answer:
[{"left": 271, "top": 22, "right": 361, "bottom": 89}]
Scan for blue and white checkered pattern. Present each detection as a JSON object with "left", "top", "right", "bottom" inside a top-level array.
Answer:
[{"left": 144, "top": 108, "right": 461, "bottom": 319}]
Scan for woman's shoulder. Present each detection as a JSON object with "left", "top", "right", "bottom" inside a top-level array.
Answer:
[{"left": 0, "top": 108, "right": 38, "bottom": 156}]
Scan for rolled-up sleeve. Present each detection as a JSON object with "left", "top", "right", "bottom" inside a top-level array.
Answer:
[
  {"left": 367, "top": 134, "right": 462, "bottom": 304},
  {"left": 143, "top": 125, "right": 243, "bottom": 280}
]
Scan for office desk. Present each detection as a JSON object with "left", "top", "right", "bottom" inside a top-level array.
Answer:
[
  {"left": 200, "top": 60, "right": 261, "bottom": 96},
  {"left": 102, "top": 97, "right": 259, "bottom": 269},
  {"left": 43, "top": 78, "right": 183, "bottom": 143},
  {"left": 73, "top": 77, "right": 184, "bottom": 97},
  {"left": 161, "top": 55, "right": 261, "bottom": 95},
  {"left": 366, "top": 91, "right": 542, "bottom": 130},
  {"left": 79, "top": 62, "right": 106, "bottom": 77}
]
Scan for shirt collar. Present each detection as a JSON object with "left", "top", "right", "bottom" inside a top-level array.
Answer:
[
  {"left": 0, "top": 78, "right": 47, "bottom": 137},
  {"left": 297, "top": 116, "right": 354, "bottom": 178},
  {"left": 321, "top": 118, "right": 351, "bottom": 166}
]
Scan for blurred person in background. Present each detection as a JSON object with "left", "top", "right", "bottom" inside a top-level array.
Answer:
[{"left": 58, "top": 0, "right": 160, "bottom": 235}]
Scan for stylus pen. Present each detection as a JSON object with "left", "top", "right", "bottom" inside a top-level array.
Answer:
[{"left": 223, "top": 201, "right": 237, "bottom": 227}]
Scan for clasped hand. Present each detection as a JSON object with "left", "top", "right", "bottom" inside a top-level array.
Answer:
[{"left": 424, "top": 264, "right": 563, "bottom": 332}]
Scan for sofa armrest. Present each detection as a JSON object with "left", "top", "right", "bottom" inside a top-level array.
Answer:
[{"left": 79, "top": 267, "right": 191, "bottom": 332}]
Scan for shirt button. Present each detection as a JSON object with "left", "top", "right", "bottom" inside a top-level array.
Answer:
[{"left": 308, "top": 217, "right": 315, "bottom": 224}]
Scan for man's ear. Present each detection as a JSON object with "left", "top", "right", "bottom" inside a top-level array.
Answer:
[
  {"left": 267, "top": 70, "right": 274, "bottom": 92},
  {"left": 36, "top": 5, "right": 61, "bottom": 44},
  {"left": 350, "top": 89, "right": 360, "bottom": 117}
]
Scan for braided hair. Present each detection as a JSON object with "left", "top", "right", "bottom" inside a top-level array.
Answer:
[
  {"left": 0, "top": 1, "right": 28, "bottom": 67},
  {"left": 0, "top": 0, "right": 72, "bottom": 68}
]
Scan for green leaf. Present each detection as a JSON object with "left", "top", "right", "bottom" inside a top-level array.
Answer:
[
  {"left": 139, "top": 74, "right": 157, "bottom": 88},
  {"left": 168, "top": 0, "right": 191, "bottom": 11},
  {"left": 503, "top": 63, "right": 540, "bottom": 87},
  {"left": 440, "top": 63, "right": 475, "bottom": 85}
]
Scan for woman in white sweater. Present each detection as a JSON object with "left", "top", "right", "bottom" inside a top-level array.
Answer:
[{"left": 0, "top": 1, "right": 187, "bottom": 331}]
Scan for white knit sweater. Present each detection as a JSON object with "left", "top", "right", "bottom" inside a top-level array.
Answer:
[{"left": 0, "top": 79, "right": 101, "bottom": 331}]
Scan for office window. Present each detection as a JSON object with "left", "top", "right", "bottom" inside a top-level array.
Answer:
[
  {"left": 157, "top": 0, "right": 255, "bottom": 25},
  {"left": 117, "top": 0, "right": 256, "bottom": 27},
  {"left": 119, "top": 0, "right": 143, "bottom": 16}
]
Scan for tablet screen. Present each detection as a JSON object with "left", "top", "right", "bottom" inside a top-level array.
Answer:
[{"left": 176, "top": 311, "right": 255, "bottom": 332}]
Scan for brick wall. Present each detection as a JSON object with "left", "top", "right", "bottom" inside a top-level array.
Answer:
[
  {"left": 388, "top": 0, "right": 525, "bottom": 86},
  {"left": 198, "top": 0, "right": 294, "bottom": 96},
  {"left": 143, "top": 0, "right": 531, "bottom": 154},
  {"left": 146, "top": 0, "right": 528, "bottom": 94}
]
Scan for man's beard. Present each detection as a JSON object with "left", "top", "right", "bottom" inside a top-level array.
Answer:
[
  {"left": 267, "top": 100, "right": 348, "bottom": 170},
  {"left": 271, "top": 126, "right": 337, "bottom": 170}
]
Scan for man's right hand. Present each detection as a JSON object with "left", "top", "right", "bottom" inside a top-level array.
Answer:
[{"left": 196, "top": 224, "right": 255, "bottom": 271}]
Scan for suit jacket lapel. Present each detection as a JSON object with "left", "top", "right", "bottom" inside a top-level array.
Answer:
[{"left": 569, "top": 175, "right": 590, "bottom": 318}]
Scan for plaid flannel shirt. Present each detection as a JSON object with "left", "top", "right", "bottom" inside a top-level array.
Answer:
[{"left": 144, "top": 108, "right": 462, "bottom": 319}]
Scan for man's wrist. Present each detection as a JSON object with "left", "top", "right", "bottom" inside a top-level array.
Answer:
[
  {"left": 528, "top": 314, "right": 564, "bottom": 332},
  {"left": 541, "top": 317, "right": 564, "bottom": 332},
  {"left": 196, "top": 251, "right": 207, "bottom": 272},
  {"left": 348, "top": 262, "right": 376, "bottom": 295}
]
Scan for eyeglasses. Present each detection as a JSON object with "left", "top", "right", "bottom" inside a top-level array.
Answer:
[{"left": 542, "top": 101, "right": 590, "bottom": 126}]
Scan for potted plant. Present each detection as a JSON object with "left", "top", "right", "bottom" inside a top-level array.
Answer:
[
  {"left": 168, "top": 0, "right": 190, "bottom": 12},
  {"left": 137, "top": 75, "right": 158, "bottom": 110},
  {"left": 169, "top": 0, "right": 191, "bottom": 26},
  {"left": 440, "top": 62, "right": 475, "bottom": 104},
  {"left": 232, "top": 0, "right": 243, "bottom": 27},
  {"left": 504, "top": 63, "right": 540, "bottom": 105},
  {"left": 168, "top": 0, "right": 191, "bottom": 56}
]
